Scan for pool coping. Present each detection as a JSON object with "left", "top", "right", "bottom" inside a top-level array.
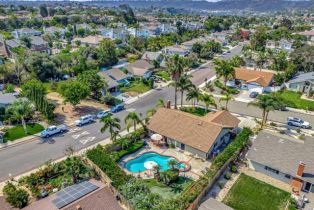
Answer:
[{"left": 122, "top": 151, "right": 191, "bottom": 174}]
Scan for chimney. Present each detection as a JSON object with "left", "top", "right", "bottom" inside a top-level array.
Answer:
[
  {"left": 166, "top": 100, "right": 171, "bottom": 109},
  {"left": 76, "top": 205, "right": 82, "bottom": 210},
  {"left": 296, "top": 162, "right": 305, "bottom": 177}
]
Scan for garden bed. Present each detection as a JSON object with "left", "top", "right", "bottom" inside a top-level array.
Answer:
[
  {"left": 223, "top": 173, "right": 296, "bottom": 210},
  {"left": 277, "top": 90, "right": 314, "bottom": 111},
  {"left": 3, "top": 123, "right": 44, "bottom": 143},
  {"left": 180, "top": 107, "right": 208, "bottom": 116}
]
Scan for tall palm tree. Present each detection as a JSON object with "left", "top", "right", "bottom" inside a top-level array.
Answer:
[
  {"left": 124, "top": 112, "right": 142, "bottom": 131},
  {"left": 213, "top": 59, "right": 235, "bottom": 85},
  {"left": 200, "top": 93, "right": 217, "bottom": 113},
  {"left": 219, "top": 92, "right": 234, "bottom": 110},
  {"left": 186, "top": 86, "right": 201, "bottom": 107},
  {"left": 176, "top": 74, "right": 193, "bottom": 107},
  {"left": 100, "top": 115, "right": 121, "bottom": 141},
  {"left": 166, "top": 54, "right": 186, "bottom": 109},
  {"left": 5, "top": 99, "right": 34, "bottom": 134}
]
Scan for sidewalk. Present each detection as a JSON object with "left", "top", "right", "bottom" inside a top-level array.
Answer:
[{"left": 0, "top": 133, "right": 40, "bottom": 150}]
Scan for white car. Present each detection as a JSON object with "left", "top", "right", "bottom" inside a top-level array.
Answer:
[
  {"left": 287, "top": 117, "right": 311, "bottom": 129},
  {"left": 96, "top": 110, "right": 111, "bottom": 119},
  {"left": 75, "top": 115, "right": 95, "bottom": 126},
  {"left": 41, "top": 125, "right": 68, "bottom": 138}
]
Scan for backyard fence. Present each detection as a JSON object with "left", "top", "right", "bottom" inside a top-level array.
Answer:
[{"left": 81, "top": 156, "right": 134, "bottom": 210}]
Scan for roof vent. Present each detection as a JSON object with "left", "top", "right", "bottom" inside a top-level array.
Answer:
[{"left": 198, "top": 121, "right": 203, "bottom": 126}]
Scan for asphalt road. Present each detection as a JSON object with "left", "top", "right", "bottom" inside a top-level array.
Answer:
[{"left": 0, "top": 43, "right": 313, "bottom": 182}]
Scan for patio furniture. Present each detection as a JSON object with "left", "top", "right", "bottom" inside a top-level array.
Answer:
[{"left": 151, "top": 133, "right": 163, "bottom": 145}]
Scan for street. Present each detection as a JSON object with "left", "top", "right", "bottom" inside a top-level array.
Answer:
[{"left": 0, "top": 43, "right": 313, "bottom": 182}]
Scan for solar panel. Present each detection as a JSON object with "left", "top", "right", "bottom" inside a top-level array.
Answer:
[{"left": 52, "top": 181, "right": 99, "bottom": 209}]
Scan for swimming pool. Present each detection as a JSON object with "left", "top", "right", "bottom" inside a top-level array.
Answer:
[{"left": 124, "top": 152, "right": 189, "bottom": 173}]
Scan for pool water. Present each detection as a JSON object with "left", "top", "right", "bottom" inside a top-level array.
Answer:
[{"left": 125, "top": 152, "right": 187, "bottom": 173}]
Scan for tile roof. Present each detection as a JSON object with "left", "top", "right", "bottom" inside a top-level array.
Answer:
[
  {"left": 202, "top": 110, "right": 240, "bottom": 128},
  {"left": 234, "top": 68, "right": 274, "bottom": 87},
  {"left": 247, "top": 130, "right": 314, "bottom": 183},
  {"left": 199, "top": 198, "right": 234, "bottom": 210},
  {"left": 125, "top": 59, "right": 154, "bottom": 76},
  {"left": 147, "top": 108, "right": 239, "bottom": 153}
]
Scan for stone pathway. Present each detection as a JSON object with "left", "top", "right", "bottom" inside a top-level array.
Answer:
[{"left": 216, "top": 172, "right": 241, "bottom": 202}]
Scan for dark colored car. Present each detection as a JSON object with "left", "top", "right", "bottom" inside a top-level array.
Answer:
[
  {"left": 249, "top": 91, "right": 259, "bottom": 98},
  {"left": 111, "top": 104, "right": 125, "bottom": 113}
]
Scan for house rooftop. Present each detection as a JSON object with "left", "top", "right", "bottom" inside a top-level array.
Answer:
[
  {"left": 247, "top": 130, "right": 314, "bottom": 183},
  {"left": 125, "top": 59, "right": 154, "bottom": 76},
  {"left": 73, "top": 35, "right": 104, "bottom": 45},
  {"left": 147, "top": 108, "right": 239, "bottom": 153},
  {"left": 0, "top": 92, "right": 17, "bottom": 105},
  {"left": 235, "top": 67, "right": 274, "bottom": 87},
  {"left": 288, "top": 71, "right": 314, "bottom": 84},
  {"left": 199, "top": 198, "right": 234, "bottom": 210},
  {"left": 98, "top": 68, "right": 129, "bottom": 89}
]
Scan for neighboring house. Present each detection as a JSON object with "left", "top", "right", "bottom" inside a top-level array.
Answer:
[
  {"left": 181, "top": 21, "right": 204, "bottom": 30},
  {"left": 5, "top": 36, "right": 50, "bottom": 56},
  {"left": 43, "top": 26, "right": 66, "bottom": 39},
  {"left": 162, "top": 45, "right": 190, "bottom": 57},
  {"left": 266, "top": 39, "right": 293, "bottom": 52},
  {"left": 181, "top": 36, "right": 210, "bottom": 50},
  {"left": 211, "top": 32, "right": 228, "bottom": 45},
  {"left": 158, "top": 23, "right": 177, "bottom": 34},
  {"left": 0, "top": 92, "right": 17, "bottom": 108},
  {"left": 247, "top": 130, "right": 314, "bottom": 193},
  {"left": 125, "top": 59, "right": 154, "bottom": 79},
  {"left": 296, "top": 30, "right": 314, "bottom": 44},
  {"left": 141, "top": 51, "right": 163, "bottom": 63},
  {"left": 199, "top": 198, "right": 234, "bottom": 210},
  {"left": 286, "top": 71, "right": 314, "bottom": 93},
  {"left": 240, "top": 29, "right": 251, "bottom": 40},
  {"left": 75, "top": 23, "right": 92, "bottom": 32},
  {"left": 147, "top": 108, "right": 240, "bottom": 160},
  {"left": 228, "top": 68, "right": 275, "bottom": 93},
  {"left": 127, "top": 27, "right": 152, "bottom": 38},
  {"left": 98, "top": 68, "right": 131, "bottom": 92},
  {"left": 72, "top": 35, "right": 104, "bottom": 47},
  {"left": 99, "top": 27, "right": 128, "bottom": 40},
  {"left": 11, "top": 28, "right": 42, "bottom": 39}
]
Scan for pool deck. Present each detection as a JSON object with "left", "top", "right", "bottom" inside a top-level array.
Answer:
[{"left": 119, "top": 140, "right": 211, "bottom": 180}]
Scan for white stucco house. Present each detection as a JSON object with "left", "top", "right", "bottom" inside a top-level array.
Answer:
[{"left": 286, "top": 71, "right": 314, "bottom": 93}]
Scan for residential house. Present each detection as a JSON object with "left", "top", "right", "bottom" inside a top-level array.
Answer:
[
  {"left": 296, "top": 30, "right": 314, "bottom": 45},
  {"left": 127, "top": 27, "right": 152, "bottom": 38},
  {"left": 141, "top": 51, "right": 163, "bottom": 63},
  {"left": 75, "top": 23, "right": 92, "bottom": 32},
  {"left": 11, "top": 28, "right": 42, "bottom": 39},
  {"left": 162, "top": 45, "right": 190, "bottom": 57},
  {"left": 181, "top": 21, "right": 204, "bottom": 30},
  {"left": 266, "top": 39, "right": 293, "bottom": 52},
  {"left": 247, "top": 130, "right": 314, "bottom": 193},
  {"left": 72, "top": 35, "right": 104, "bottom": 47},
  {"left": 286, "top": 71, "right": 314, "bottom": 93},
  {"left": 211, "top": 32, "right": 229, "bottom": 45},
  {"left": 43, "top": 26, "right": 67, "bottom": 39},
  {"left": 159, "top": 23, "right": 177, "bottom": 35},
  {"left": 98, "top": 68, "right": 131, "bottom": 92},
  {"left": 0, "top": 92, "right": 17, "bottom": 108},
  {"left": 147, "top": 108, "right": 240, "bottom": 160},
  {"left": 228, "top": 68, "right": 275, "bottom": 93},
  {"left": 240, "top": 29, "right": 251, "bottom": 40},
  {"left": 181, "top": 36, "right": 212, "bottom": 50},
  {"left": 125, "top": 59, "right": 154, "bottom": 79},
  {"left": 99, "top": 27, "right": 128, "bottom": 40},
  {"left": 199, "top": 198, "right": 234, "bottom": 210}
]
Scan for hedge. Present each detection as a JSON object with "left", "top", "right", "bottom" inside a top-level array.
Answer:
[{"left": 3, "top": 182, "right": 29, "bottom": 209}]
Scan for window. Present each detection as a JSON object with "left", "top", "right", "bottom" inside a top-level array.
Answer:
[
  {"left": 285, "top": 174, "right": 291, "bottom": 179},
  {"left": 264, "top": 166, "right": 279, "bottom": 174}
]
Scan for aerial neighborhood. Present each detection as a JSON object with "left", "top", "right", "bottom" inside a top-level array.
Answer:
[{"left": 1, "top": 1, "right": 314, "bottom": 210}]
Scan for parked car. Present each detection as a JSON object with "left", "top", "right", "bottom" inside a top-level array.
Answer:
[
  {"left": 111, "top": 103, "right": 125, "bottom": 113},
  {"left": 287, "top": 117, "right": 311, "bottom": 129},
  {"left": 249, "top": 91, "right": 259, "bottom": 98},
  {"left": 75, "top": 115, "right": 95, "bottom": 126},
  {"left": 41, "top": 125, "right": 68, "bottom": 138},
  {"left": 96, "top": 110, "right": 111, "bottom": 119}
]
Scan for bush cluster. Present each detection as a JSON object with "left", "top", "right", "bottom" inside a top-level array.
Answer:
[{"left": 3, "top": 183, "right": 29, "bottom": 209}]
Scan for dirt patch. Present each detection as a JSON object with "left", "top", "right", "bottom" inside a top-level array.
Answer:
[{"left": 47, "top": 92, "right": 109, "bottom": 125}]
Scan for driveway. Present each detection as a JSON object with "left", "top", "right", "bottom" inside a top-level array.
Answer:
[{"left": 235, "top": 90, "right": 255, "bottom": 103}]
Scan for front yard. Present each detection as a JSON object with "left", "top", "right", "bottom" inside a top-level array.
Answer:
[
  {"left": 3, "top": 123, "right": 44, "bottom": 143},
  {"left": 277, "top": 90, "right": 314, "bottom": 111},
  {"left": 120, "top": 80, "right": 152, "bottom": 95},
  {"left": 223, "top": 173, "right": 296, "bottom": 210}
]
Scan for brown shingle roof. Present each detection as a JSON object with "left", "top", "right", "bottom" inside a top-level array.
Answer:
[
  {"left": 147, "top": 108, "right": 239, "bottom": 153},
  {"left": 202, "top": 110, "right": 240, "bottom": 128},
  {"left": 234, "top": 68, "right": 274, "bottom": 87},
  {"left": 125, "top": 60, "right": 154, "bottom": 76}
]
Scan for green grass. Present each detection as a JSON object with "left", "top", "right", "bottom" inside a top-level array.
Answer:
[
  {"left": 277, "top": 90, "right": 314, "bottom": 111},
  {"left": 180, "top": 107, "right": 209, "bottom": 116},
  {"left": 43, "top": 81, "right": 68, "bottom": 93},
  {"left": 155, "top": 71, "right": 171, "bottom": 81},
  {"left": 144, "top": 177, "right": 193, "bottom": 199},
  {"left": 223, "top": 174, "right": 295, "bottom": 210},
  {"left": 120, "top": 80, "right": 151, "bottom": 94},
  {"left": 4, "top": 123, "right": 44, "bottom": 142}
]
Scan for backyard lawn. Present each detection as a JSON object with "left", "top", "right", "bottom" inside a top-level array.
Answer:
[
  {"left": 180, "top": 107, "right": 209, "bottom": 116},
  {"left": 223, "top": 174, "right": 296, "bottom": 210},
  {"left": 144, "top": 177, "right": 193, "bottom": 199},
  {"left": 3, "top": 123, "right": 44, "bottom": 143},
  {"left": 277, "top": 90, "right": 314, "bottom": 111},
  {"left": 120, "top": 80, "right": 151, "bottom": 94}
]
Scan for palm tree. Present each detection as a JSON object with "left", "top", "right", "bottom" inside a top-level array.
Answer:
[
  {"left": 153, "top": 164, "right": 161, "bottom": 180},
  {"left": 200, "top": 93, "right": 217, "bottom": 113},
  {"left": 65, "top": 156, "right": 82, "bottom": 184},
  {"left": 118, "top": 138, "right": 130, "bottom": 150},
  {"left": 213, "top": 59, "right": 235, "bottom": 85},
  {"left": 5, "top": 99, "right": 34, "bottom": 134},
  {"left": 176, "top": 74, "right": 193, "bottom": 107},
  {"left": 156, "top": 98, "right": 166, "bottom": 108},
  {"left": 145, "top": 108, "right": 156, "bottom": 124},
  {"left": 124, "top": 112, "right": 142, "bottom": 131},
  {"left": 168, "top": 159, "right": 178, "bottom": 170},
  {"left": 166, "top": 54, "right": 186, "bottom": 109},
  {"left": 186, "top": 86, "right": 201, "bottom": 107},
  {"left": 100, "top": 115, "right": 121, "bottom": 141},
  {"left": 219, "top": 92, "right": 234, "bottom": 110}
]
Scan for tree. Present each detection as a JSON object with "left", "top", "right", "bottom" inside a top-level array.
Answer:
[
  {"left": 6, "top": 99, "right": 34, "bottom": 134},
  {"left": 213, "top": 59, "right": 235, "bottom": 85},
  {"left": 64, "top": 156, "right": 82, "bottom": 184},
  {"left": 77, "top": 71, "right": 105, "bottom": 98},
  {"left": 100, "top": 115, "right": 121, "bottom": 142},
  {"left": 219, "top": 92, "right": 234, "bottom": 110},
  {"left": 19, "top": 36, "right": 32, "bottom": 48},
  {"left": 290, "top": 45, "right": 314, "bottom": 72},
  {"left": 3, "top": 182, "right": 29, "bottom": 208},
  {"left": 156, "top": 98, "right": 166, "bottom": 108},
  {"left": 186, "top": 86, "right": 200, "bottom": 107},
  {"left": 230, "top": 55, "right": 246, "bottom": 67},
  {"left": 125, "top": 112, "right": 142, "bottom": 131},
  {"left": 168, "top": 159, "right": 178, "bottom": 170},
  {"left": 250, "top": 27, "right": 268, "bottom": 51},
  {"left": 97, "top": 39, "right": 118, "bottom": 67},
  {"left": 77, "top": 28, "right": 85, "bottom": 37},
  {"left": 58, "top": 81, "right": 90, "bottom": 108},
  {"left": 39, "top": 5, "right": 48, "bottom": 17},
  {"left": 166, "top": 54, "right": 186, "bottom": 109},
  {"left": 176, "top": 74, "right": 193, "bottom": 107},
  {"left": 200, "top": 93, "right": 217, "bottom": 113}
]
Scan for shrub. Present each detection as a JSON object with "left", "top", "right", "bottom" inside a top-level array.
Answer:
[
  {"left": 218, "top": 182, "right": 225, "bottom": 189},
  {"left": 160, "top": 169, "right": 179, "bottom": 185},
  {"left": 225, "top": 172, "right": 232, "bottom": 180},
  {"left": 3, "top": 182, "right": 29, "bottom": 208},
  {"left": 231, "top": 165, "right": 238, "bottom": 173},
  {"left": 270, "top": 122, "right": 277, "bottom": 126},
  {"left": 296, "top": 128, "right": 301, "bottom": 133},
  {"left": 5, "top": 84, "right": 15, "bottom": 93}
]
